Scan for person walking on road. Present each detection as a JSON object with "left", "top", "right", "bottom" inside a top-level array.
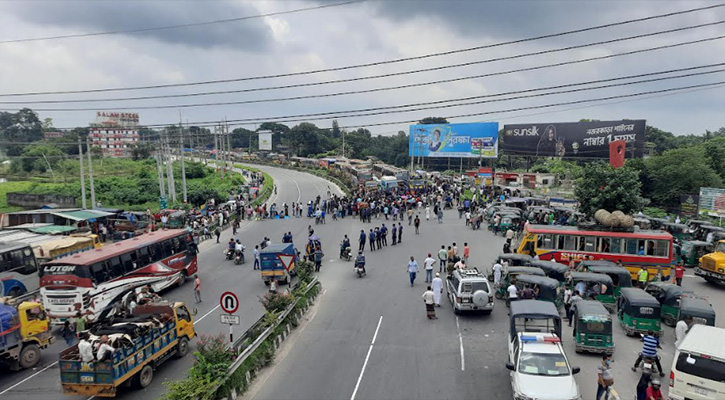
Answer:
[
  {"left": 438, "top": 245, "right": 447, "bottom": 273},
  {"left": 675, "top": 315, "right": 693, "bottom": 348},
  {"left": 61, "top": 320, "right": 75, "bottom": 347},
  {"left": 596, "top": 354, "right": 614, "bottom": 400},
  {"left": 637, "top": 266, "right": 648, "bottom": 288},
  {"left": 674, "top": 261, "right": 685, "bottom": 286},
  {"left": 414, "top": 215, "right": 421, "bottom": 234},
  {"left": 193, "top": 275, "right": 202, "bottom": 303},
  {"left": 432, "top": 272, "right": 443, "bottom": 306},
  {"left": 359, "top": 230, "right": 366, "bottom": 251},
  {"left": 375, "top": 227, "right": 382, "bottom": 249},
  {"left": 407, "top": 256, "right": 419, "bottom": 287},
  {"left": 463, "top": 242, "right": 470, "bottom": 263},
  {"left": 425, "top": 206, "right": 431, "bottom": 221},
  {"left": 391, "top": 223, "right": 398, "bottom": 245},
  {"left": 369, "top": 229, "right": 376, "bottom": 252},
  {"left": 422, "top": 286, "right": 437, "bottom": 319},
  {"left": 253, "top": 245, "right": 260, "bottom": 270},
  {"left": 437, "top": 208, "right": 443, "bottom": 223},
  {"left": 314, "top": 247, "right": 324, "bottom": 272},
  {"left": 398, "top": 223, "right": 403, "bottom": 243},
  {"left": 215, "top": 227, "right": 221, "bottom": 243},
  {"left": 563, "top": 286, "right": 573, "bottom": 323},
  {"left": 408, "top": 208, "right": 414, "bottom": 225},
  {"left": 424, "top": 253, "right": 436, "bottom": 282},
  {"left": 381, "top": 224, "right": 388, "bottom": 246},
  {"left": 493, "top": 261, "right": 503, "bottom": 287}
]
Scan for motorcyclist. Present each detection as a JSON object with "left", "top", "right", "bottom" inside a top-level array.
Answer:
[
  {"left": 636, "top": 362, "right": 653, "bottom": 400},
  {"left": 227, "top": 238, "right": 236, "bottom": 258},
  {"left": 632, "top": 330, "right": 665, "bottom": 377},
  {"left": 235, "top": 240, "right": 245, "bottom": 262},
  {"left": 646, "top": 378, "right": 663, "bottom": 400},
  {"left": 340, "top": 235, "right": 351, "bottom": 258},
  {"left": 354, "top": 251, "right": 366, "bottom": 274}
]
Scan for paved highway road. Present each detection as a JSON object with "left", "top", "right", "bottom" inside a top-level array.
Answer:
[{"left": 3, "top": 164, "right": 725, "bottom": 400}]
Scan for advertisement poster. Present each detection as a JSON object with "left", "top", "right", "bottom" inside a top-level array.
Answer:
[
  {"left": 409, "top": 122, "right": 499, "bottom": 158},
  {"left": 699, "top": 187, "right": 725, "bottom": 215},
  {"left": 258, "top": 131, "right": 272, "bottom": 151},
  {"left": 679, "top": 194, "right": 700, "bottom": 219},
  {"left": 502, "top": 120, "right": 646, "bottom": 158}
]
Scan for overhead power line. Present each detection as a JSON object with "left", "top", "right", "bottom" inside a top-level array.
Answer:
[
  {"left": 1, "top": 3, "right": 721, "bottom": 97},
  {"left": 0, "top": 0, "right": 365, "bottom": 45}
]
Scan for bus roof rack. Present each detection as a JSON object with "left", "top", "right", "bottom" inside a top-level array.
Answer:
[{"left": 576, "top": 221, "right": 635, "bottom": 233}]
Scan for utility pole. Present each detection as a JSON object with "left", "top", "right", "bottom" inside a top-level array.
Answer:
[
  {"left": 342, "top": 129, "right": 346, "bottom": 158},
  {"left": 214, "top": 125, "right": 220, "bottom": 175},
  {"left": 78, "top": 136, "right": 87, "bottom": 209},
  {"left": 156, "top": 148, "right": 166, "bottom": 197},
  {"left": 225, "top": 119, "right": 232, "bottom": 172},
  {"left": 164, "top": 129, "right": 176, "bottom": 203},
  {"left": 86, "top": 136, "right": 96, "bottom": 208},
  {"left": 179, "top": 117, "right": 187, "bottom": 204}
]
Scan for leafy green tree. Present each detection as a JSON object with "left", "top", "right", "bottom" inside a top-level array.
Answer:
[
  {"left": 131, "top": 143, "right": 154, "bottom": 160},
  {"left": 19, "top": 143, "right": 65, "bottom": 173},
  {"left": 646, "top": 146, "right": 722, "bottom": 208},
  {"left": 575, "top": 162, "right": 644, "bottom": 217},
  {"left": 0, "top": 108, "right": 44, "bottom": 156},
  {"left": 703, "top": 136, "right": 725, "bottom": 181}
]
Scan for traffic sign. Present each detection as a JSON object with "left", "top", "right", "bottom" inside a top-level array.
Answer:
[
  {"left": 220, "top": 291, "right": 239, "bottom": 314},
  {"left": 277, "top": 254, "right": 295, "bottom": 272},
  {"left": 220, "top": 314, "right": 240, "bottom": 325}
]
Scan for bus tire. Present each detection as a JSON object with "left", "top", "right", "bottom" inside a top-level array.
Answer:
[
  {"left": 135, "top": 365, "right": 154, "bottom": 389},
  {"left": 175, "top": 337, "right": 189, "bottom": 359},
  {"left": 7, "top": 287, "right": 21, "bottom": 298},
  {"left": 19, "top": 344, "right": 40, "bottom": 369},
  {"left": 177, "top": 271, "right": 187, "bottom": 287}
]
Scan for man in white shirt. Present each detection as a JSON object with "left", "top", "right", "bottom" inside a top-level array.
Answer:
[
  {"left": 675, "top": 316, "right": 693, "bottom": 348},
  {"left": 422, "top": 286, "right": 437, "bottom": 320},
  {"left": 96, "top": 335, "right": 115, "bottom": 362},
  {"left": 505, "top": 229, "right": 514, "bottom": 243},
  {"left": 454, "top": 258, "right": 466, "bottom": 271},
  {"left": 78, "top": 333, "right": 94, "bottom": 363},
  {"left": 423, "top": 253, "right": 436, "bottom": 283},
  {"left": 493, "top": 262, "right": 503, "bottom": 287},
  {"left": 507, "top": 283, "right": 519, "bottom": 302},
  {"left": 431, "top": 273, "right": 443, "bottom": 307}
]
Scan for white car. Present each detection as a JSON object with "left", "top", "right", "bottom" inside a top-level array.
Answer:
[
  {"left": 446, "top": 268, "right": 494, "bottom": 315},
  {"left": 506, "top": 333, "right": 581, "bottom": 400}
]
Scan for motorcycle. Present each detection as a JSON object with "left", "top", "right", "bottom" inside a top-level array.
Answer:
[
  {"left": 356, "top": 264, "right": 366, "bottom": 278},
  {"left": 225, "top": 249, "right": 235, "bottom": 260},
  {"left": 635, "top": 362, "right": 653, "bottom": 400},
  {"left": 340, "top": 244, "right": 352, "bottom": 261},
  {"left": 234, "top": 248, "right": 246, "bottom": 265}
]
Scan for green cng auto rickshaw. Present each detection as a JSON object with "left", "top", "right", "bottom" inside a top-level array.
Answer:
[
  {"left": 617, "top": 287, "right": 662, "bottom": 336},
  {"left": 529, "top": 260, "right": 569, "bottom": 283},
  {"left": 498, "top": 213, "right": 522, "bottom": 235},
  {"left": 678, "top": 296, "right": 716, "bottom": 326},
  {"left": 582, "top": 265, "right": 633, "bottom": 297},
  {"left": 494, "top": 253, "right": 532, "bottom": 267},
  {"left": 568, "top": 272, "right": 616, "bottom": 311},
  {"left": 677, "top": 241, "right": 713, "bottom": 268},
  {"left": 495, "top": 266, "right": 545, "bottom": 299},
  {"left": 573, "top": 300, "right": 614, "bottom": 355},
  {"left": 645, "top": 282, "right": 691, "bottom": 326},
  {"left": 577, "top": 259, "right": 618, "bottom": 271},
  {"left": 515, "top": 274, "right": 563, "bottom": 309},
  {"left": 661, "top": 222, "right": 692, "bottom": 242}
]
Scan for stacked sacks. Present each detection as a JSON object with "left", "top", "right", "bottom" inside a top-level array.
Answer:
[{"left": 594, "top": 209, "right": 635, "bottom": 229}]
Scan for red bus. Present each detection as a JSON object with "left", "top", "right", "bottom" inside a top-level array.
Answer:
[
  {"left": 40, "top": 229, "right": 198, "bottom": 323},
  {"left": 517, "top": 224, "right": 673, "bottom": 280}
]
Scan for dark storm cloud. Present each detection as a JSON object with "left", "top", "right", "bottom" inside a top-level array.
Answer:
[{"left": 8, "top": 1, "right": 274, "bottom": 50}]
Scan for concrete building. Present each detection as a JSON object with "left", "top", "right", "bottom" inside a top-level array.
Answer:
[{"left": 89, "top": 111, "right": 140, "bottom": 157}]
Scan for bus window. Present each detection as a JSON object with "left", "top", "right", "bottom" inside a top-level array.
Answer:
[
  {"left": 625, "top": 239, "right": 639, "bottom": 255},
  {"left": 178, "top": 236, "right": 188, "bottom": 252},
  {"left": 598, "top": 238, "right": 611, "bottom": 253},
  {"left": 120, "top": 253, "right": 134, "bottom": 273},
  {"left": 562, "top": 235, "right": 577, "bottom": 250},
  {"left": 578, "top": 236, "right": 586, "bottom": 251},
  {"left": 107, "top": 257, "right": 123, "bottom": 278},
  {"left": 137, "top": 246, "right": 151, "bottom": 266},
  {"left": 161, "top": 240, "right": 173, "bottom": 258},
  {"left": 540, "top": 235, "right": 554, "bottom": 249},
  {"left": 644, "top": 240, "right": 654, "bottom": 256},
  {"left": 537, "top": 235, "right": 544, "bottom": 249},
  {"left": 653, "top": 240, "right": 669, "bottom": 257},
  {"left": 584, "top": 236, "right": 596, "bottom": 252},
  {"left": 153, "top": 243, "right": 163, "bottom": 261},
  {"left": 610, "top": 238, "right": 622, "bottom": 254},
  {"left": 90, "top": 262, "right": 108, "bottom": 283}
]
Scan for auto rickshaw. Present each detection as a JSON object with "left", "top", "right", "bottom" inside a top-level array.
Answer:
[
  {"left": 567, "top": 272, "right": 616, "bottom": 311},
  {"left": 661, "top": 222, "right": 691, "bottom": 243},
  {"left": 649, "top": 218, "right": 669, "bottom": 230},
  {"left": 504, "top": 197, "right": 528, "bottom": 210},
  {"left": 616, "top": 287, "right": 662, "bottom": 336},
  {"left": 493, "top": 254, "right": 532, "bottom": 273},
  {"left": 514, "top": 274, "right": 563, "bottom": 309},
  {"left": 633, "top": 216, "right": 652, "bottom": 230},
  {"left": 495, "top": 266, "right": 545, "bottom": 299},
  {"left": 678, "top": 296, "right": 716, "bottom": 326},
  {"left": 577, "top": 259, "right": 618, "bottom": 270},
  {"left": 676, "top": 240, "right": 713, "bottom": 267},
  {"left": 572, "top": 300, "right": 614, "bottom": 355},
  {"left": 696, "top": 225, "right": 725, "bottom": 242},
  {"left": 645, "top": 282, "right": 691, "bottom": 326},
  {"left": 498, "top": 213, "right": 522, "bottom": 235},
  {"left": 581, "top": 265, "right": 633, "bottom": 297},
  {"left": 686, "top": 219, "right": 710, "bottom": 232},
  {"left": 529, "top": 260, "right": 569, "bottom": 283}
]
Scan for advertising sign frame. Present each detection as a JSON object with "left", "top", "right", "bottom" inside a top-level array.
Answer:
[
  {"left": 409, "top": 122, "right": 499, "bottom": 159},
  {"left": 258, "top": 131, "right": 273, "bottom": 151}
]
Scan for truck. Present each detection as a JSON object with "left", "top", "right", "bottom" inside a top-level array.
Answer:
[
  {"left": 695, "top": 239, "right": 725, "bottom": 284},
  {"left": 0, "top": 301, "right": 55, "bottom": 370},
  {"left": 59, "top": 301, "right": 195, "bottom": 397},
  {"left": 261, "top": 243, "right": 298, "bottom": 285}
]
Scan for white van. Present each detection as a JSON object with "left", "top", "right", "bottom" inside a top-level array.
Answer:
[{"left": 668, "top": 324, "right": 725, "bottom": 400}]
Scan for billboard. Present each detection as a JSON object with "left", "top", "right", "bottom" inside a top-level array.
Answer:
[
  {"left": 502, "top": 120, "right": 646, "bottom": 158},
  {"left": 680, "top": 194, "right": 700, "bottom": 219},
  {"left": 258, "top": 131, "right": 272, "bottom": 151},
  {"left": 699, "top": 187, "right": 725, "bottom": 215},
  {"left": 409, "top": 122, "right": 499, "bottom": 158},
  {"left": 93, "top": 111, "right": 139, "bottom": 128}
]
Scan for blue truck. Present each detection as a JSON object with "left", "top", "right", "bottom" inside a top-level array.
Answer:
[{"left": 260, "top": 243, "right": 298, "bottom": 285}]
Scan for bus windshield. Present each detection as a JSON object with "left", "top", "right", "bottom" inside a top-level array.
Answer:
[
  {"left": 0, "top": 244, "right": 40, "bottom": 297},
  {"left": 715, "top": 242, "right": 725, "bottom": 254}
]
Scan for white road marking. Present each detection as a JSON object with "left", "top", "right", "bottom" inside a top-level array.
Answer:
[
  {"left": 0, "top": 361, "right": 58, "bottom": 396},
  {"left": 456, "top": 316, "right": 465, "bottom": 371},
  {"left": 350, "top": 315, "right": 383, "bottom": 400},
  {"left": 195, "top": 305, "right": 220, "bottom": 324}
]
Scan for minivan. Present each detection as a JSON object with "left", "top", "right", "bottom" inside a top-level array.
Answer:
[{"left": 668, "top": 324, "right": 725, "bottom": 400}]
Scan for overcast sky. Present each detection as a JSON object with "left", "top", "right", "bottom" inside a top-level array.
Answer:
[{"left": 0, "top": 0, "right": 724, "bottom": 136}]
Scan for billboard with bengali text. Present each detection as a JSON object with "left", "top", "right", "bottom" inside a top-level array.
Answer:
[
  {"left": 258, "top": 131, "right": 272, "bottom": 151},
  {"left": 699, "top": 187, "right": 725, "bottom": 216},
  {"left": 409, "top": 122, "right": 499, "bottom": 158},
  {"left": 502, "top": 120, "right": 646, "bottom": 158}
]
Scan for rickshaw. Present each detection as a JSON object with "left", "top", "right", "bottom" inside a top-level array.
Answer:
[
  {"left": 645, "top": 282, "right": 694, "bottom": 326},
  {"left": 616, "top": 287, "right": 662, "bottom": 336},
  {"left": 567, "top": 272, "right": 616, "bottom": 311},
  {"left": 504, "top": 197, "right": 527, "bottom": 210},
  {"left": 632, "top": 216, "right": 651, "bottom": 230},
  {"left": 649, "top": 218, "right": 669, "bottom": 230},
  {"left": 577, "top": 259, "right": 618, "bottom": 271},
  {"left": 508, "top": 300, "right": 562, "bottom": 343},
  {"left": 686, "top": 219, "right": 710, "bottom": 233},
  {"left": 676, "top": 240, "right": 712, "bottom": 268},
  {"left": 514, "top": 274, "right": 563, "bottom": 309},
  {"left": 581, "top": 265, "right": 633, "bottom": 297},
  {"left": 678, "top": 296, "right": 716, "bottom": 326},
  {"left": 523, "top": 206, "right": 554, "bottom": 222},
  {"left": 493, "top": 253, "right": 532, "bottom": 268},
  {"left": 525, "top": 197, "right": 550, "bottom": 207},
  {"left": 572, "top": 300, "right": 615, "bottom": 355},
  {"left": 696, "top": 225, "right": 725, "bottom": 242},
  {"left": 661, "top": 222, "right": 691, "bottom": 243},
  {"left": 495, "top": 266, "right": 545, "bottom": 299},
  {"left": 528, "top": 260, "right": 569, "bottom": 283},
  {"left": 485, "top": 205, "right": 521, "bottom": 221},
  {"left": 498, "top": 213, "right": 522, "bottom": 235}
]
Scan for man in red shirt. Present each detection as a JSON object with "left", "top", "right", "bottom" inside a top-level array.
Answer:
[
  {"left": 674, "top": 261, "right": 686, "bottom": 286},
  {"left": 646, "top": 378, "right": 663, "bottom": 400}
]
